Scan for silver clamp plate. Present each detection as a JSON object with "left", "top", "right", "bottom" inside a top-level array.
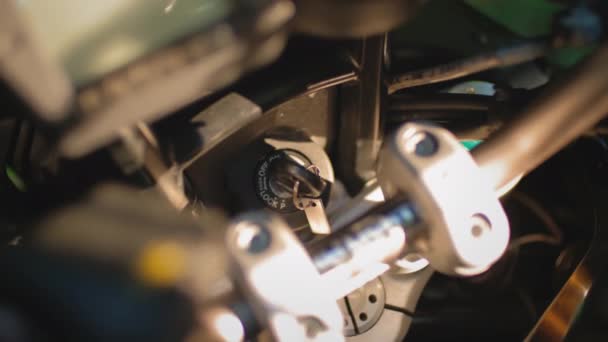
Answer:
[
  {"left": 378, "top": 122, "right": 510, "bottom": 276},
  {"left": 226, "top": 212, "right": 344, "bottom": 341}
]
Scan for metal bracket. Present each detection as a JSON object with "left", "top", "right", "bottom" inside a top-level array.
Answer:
[
  {"left": 226, "top": 212, "right": 344, "bottom": 341},
  {"left": 378, "top": 122, "right": 510, "bottom": 276}
]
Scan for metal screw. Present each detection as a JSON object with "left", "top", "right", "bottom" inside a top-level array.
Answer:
[
  {"left": 470, "top": 214, "right": 492, "bottom": 238},
  {"left": 405, "top": 131, "right": 438, "bottom": 157},
  {"left": 234, "top": 223, "right": 272, "bottom": 254}
]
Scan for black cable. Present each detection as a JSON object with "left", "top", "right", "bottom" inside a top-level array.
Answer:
[
  {"left": 384, "top": 304, "right": 415, "bottom": 317},
  {"left": 389, "top": 93, "right": 494, "bottom": 112},
  {"left": 387, "top": 42, "right": 548, "bottom": 94},
  {"left": 387, "top": 93, "right": 494, "bottom": 126}
]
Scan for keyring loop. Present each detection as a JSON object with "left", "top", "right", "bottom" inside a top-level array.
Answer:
[
  {"left": 272, "top": 157, "right": 327, "bottom": 199},
  {"left": 292, "top": 165, "right": 321, "bottom": 210}
]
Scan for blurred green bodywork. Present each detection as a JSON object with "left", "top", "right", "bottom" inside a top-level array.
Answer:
[{"left": 466, "top": 0, "right": 594, "bottom": 67}]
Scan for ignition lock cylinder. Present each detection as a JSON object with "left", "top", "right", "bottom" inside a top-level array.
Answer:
[{"left": 227, "top": 127, "right": 335, "bottom": 234}]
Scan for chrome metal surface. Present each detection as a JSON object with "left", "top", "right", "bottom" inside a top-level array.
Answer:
[
  {"left": 312, "top": 204, "right": 414, "bottom": 299},
  {"left": 329, "top": 180, "right": 386, "bottom": 232}
]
